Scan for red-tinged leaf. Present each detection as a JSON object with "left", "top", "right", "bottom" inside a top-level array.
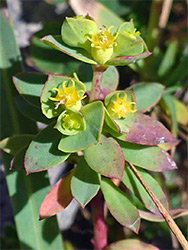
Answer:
[
  {"left": 115, "top": 112, "right": 177, "bottom": 146},
  {"left": 139, "top": 208, "right": 188, "bottom": 222},
  {"left": 105, "top": 239, "right": 159, "bottom": 250},
  {"left": 106, "top": 52, "right": 152, "bottom": 67},
  {"left": 39, "top": 169, "right": 75, "bottom": 220}
]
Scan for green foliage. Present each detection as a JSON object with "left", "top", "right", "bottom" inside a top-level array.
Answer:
[{"left": 1, "top": 1, "right": 187, "bottom": 249}]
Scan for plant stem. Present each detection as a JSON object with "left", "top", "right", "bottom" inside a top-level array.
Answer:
[
  {"left": 91, "top": 190, "right": 108, "bottom": 250},
  {"left": 89, "top": 65, "right": 106, "bottom": 102},
  {"left": 126, "top": 162, "right": 188, "bottom": 250}
]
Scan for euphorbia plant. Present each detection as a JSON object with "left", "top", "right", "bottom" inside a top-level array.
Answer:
[{"left": 1, "top": 15, "right": 188, "bottom": 250}]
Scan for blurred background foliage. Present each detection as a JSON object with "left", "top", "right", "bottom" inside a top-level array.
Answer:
[{"left": 1, "top": 0, "right": 187, "bottom": 249}]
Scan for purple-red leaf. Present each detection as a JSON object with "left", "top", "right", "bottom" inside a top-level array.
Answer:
[
  {"left": 39, "top": 169, "right": 74, "bottom": 220},
  {"left": 115, "top": 112, "right": 177, "bottom": 146}
]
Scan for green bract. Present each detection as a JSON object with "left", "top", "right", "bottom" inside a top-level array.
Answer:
[{"left": 41, "top": 16, "right": 151, "bottom": 67}]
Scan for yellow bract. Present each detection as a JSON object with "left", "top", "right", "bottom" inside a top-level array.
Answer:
[
  {"left": 107, "top": 93, "right": 136, "bottom": 119},
  {"left": 49, "top": 80, "right": 86, "bottom": 111}
]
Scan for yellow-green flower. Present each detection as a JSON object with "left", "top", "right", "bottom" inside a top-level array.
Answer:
[
  {"left": 88, "top": 26, "right": 117, "bottom": 65},
  {"left": 55, "top": 109, "right": 86, "bottom": 135},
  {"left": 49, "top": 80, "right": 86, "bottom": 111},
  {"left": 107, "top": 93, "right": 136, "bottom": 119}
]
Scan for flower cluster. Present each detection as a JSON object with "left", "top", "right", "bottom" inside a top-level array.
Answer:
[{"left": 47, "top": 79, "right": 86, "bottom": 135}]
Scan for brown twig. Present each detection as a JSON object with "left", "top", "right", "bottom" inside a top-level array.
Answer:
[{"left": 126, "top": 162, "right": 188, "bottom": 250}]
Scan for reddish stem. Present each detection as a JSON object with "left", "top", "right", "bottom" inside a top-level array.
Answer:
[
  {"left": 91, "top": 190, "right": 108, "bottom": 250},
  {"left": 89, "top": 65, "right": 107, "bottom": 102}
]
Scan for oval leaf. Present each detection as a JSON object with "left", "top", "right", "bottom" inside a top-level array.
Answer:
[
  {"left": 122, "top": 166, "right": 169, "bottom": 214},
  {"left": 58, "top": 101, "right": 104, "bottom": 152},
  {"left": 119, "top": 141, "right": 177, "bottom": 172},
  {"left": 114, "top": 112, "right": 177, "bottom": 146},
  {"left": 13, "top": 72, "right": 47, "bottom": 108},
  {"left": 84, "top": 134, "right": 125, "bottom": 179},
  {"left": 25, "top": 122, "right": 70, "bottom": 173},
  {"left": 100, "top": 177, "right": 140, "bottom": 233},
  {"left": 41, "top": 35, "right": 97, "bottom": 65},
  {"left": 129, "top": 82, "right": 164, "bottom": 112},
  {"left": 39, "top": 169, "right": 74, "bottom": 220},
  {"left": 71, "top": 157, "right": 100, "bottom": 208}
]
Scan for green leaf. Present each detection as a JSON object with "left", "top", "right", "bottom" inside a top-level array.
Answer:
[
  {"left": 25, "top": 122, "right": 70, "bottom": 173},
  {"left": 61, "top": 16, "right": 97, "bottom": 51},
  {"left": 58, "top": 101, "right": 104, "bottom": 152},
  {"left": 5, "top": 166, "right": 64, "bottom": 249},
  {"left": 157, "top": 40, "right": 178, "bottom": 78},
  {"left": 96, "top": 0, "right": 130, "bottom": 16},
  {"left": 139, "top": 208, "right": 188, "bottom": 222},
  {"left": 119, "top": 141, "right": 177, "bottom": 172},
  {"left": 122, "top": 166, "right": 169, "bottom": 214},
  {"left": 0, "top": 134, "right": 34, "bottom": 155},
  {"left": 112, "top": 112, "right": 177, "bottom": 146},
  {"left": 15, "top": 96, "right": 51, "bottom": 124},
  {"left": 103, "top": 107, "right": 120, "bottom": 134},
  {"left": 41, "top": 74, "right": 86, "bottom": 119},
  {"left": 77, "top": 63, "right": 119, "bottom": 96},
  {"left": 106, "top": 239, "right": 159, "bottom": 250},
  {"left": 1, "top": 5, "right": 63, "bottom": 249},
  {"left": 71, "top": 157, "right": 100, "bottom": 207},
  {"left": 173, "top": 97, "right": 188, "bottom": 126},
  {"left": 10, "top": 146, "right": 27, "bottom": 170},
  {"left": 160, "top": 94, "right": 178, "bottom": 137},
  {"left": 39, "top": 169, "right": 74, "bottom": 220},
  {"left": 0, "top": 9, "right": 37, "bottom": 137},
  {"left": 165, "top": 55, "right": 188, "bottom": 86},
  {"left": 128, "top": 82, "right": 164, "bottom": 112},
  {"left": 41, "top": 35, "right": 97, "bottom": 65},
  {"left": 106, "top": 52, "right": 152, "bottom": 67},
  {"left": 84, "top": 134, "right": 125, "bottom": 179},
  {"left": 30, "top": 22, "right": 79, "bottom": 75},
  {"left": 100, "top": 177, "right": 140, "bottom": 233},
  {"left": 13, "top": 72, "right": 48, "bottom": 108}
]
